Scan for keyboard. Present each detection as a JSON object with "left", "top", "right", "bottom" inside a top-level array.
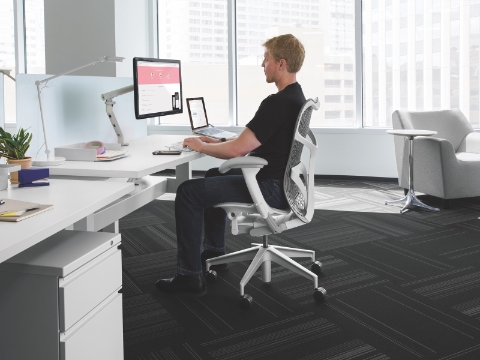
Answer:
[
  {"left": 165, "top": 142, "right": 194, "bottom": 152},
  {"left": 197, "top": 127, "right": 222, "bottom": 135}
]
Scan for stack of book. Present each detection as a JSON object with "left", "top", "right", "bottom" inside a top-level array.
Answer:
[{"left": 0, "top": 198, "right": 53, "bottom": 222}]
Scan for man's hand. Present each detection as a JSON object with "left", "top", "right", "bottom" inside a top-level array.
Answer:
[
  {"left": 182, "top": 127, "right": 261, "bottom": 159},
  {"left": 183, "top": 137, "right": 205, "bottom": 152}
]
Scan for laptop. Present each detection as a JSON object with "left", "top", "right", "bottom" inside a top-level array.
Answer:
[{"left": 186, "top": 97, "right": 237, "bottom": 139}]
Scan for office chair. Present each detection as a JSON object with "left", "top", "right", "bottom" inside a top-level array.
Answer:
[{"left": 205, "top": 98, "right": 326, "bottom": 309}]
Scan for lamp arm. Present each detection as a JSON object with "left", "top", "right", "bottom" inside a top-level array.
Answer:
[
  {"left": 100, "top": 84, "right": 134, "bottom": 146},
  {"left": 35, "top": 56, "right": 118, "bottom": 85},
  {"left": 35, "top": 82, "right": 51, "bottom": 159}
]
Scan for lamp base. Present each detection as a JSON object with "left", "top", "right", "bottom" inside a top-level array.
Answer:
[{"left": 32, "top": 157, "right": 66, "bottom": 166}]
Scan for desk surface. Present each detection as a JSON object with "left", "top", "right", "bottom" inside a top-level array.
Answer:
[
  {"left": 0, "top": 179, "right": 134, "bottom": 263},
  {"left": 46, "top": 135, "right": 204, "bottom": 178}
]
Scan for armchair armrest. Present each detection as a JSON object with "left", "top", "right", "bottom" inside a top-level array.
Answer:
[
  {"left": 218, "top": 156, "right": 268, "bottom": 173},
  {"left": 458, "top": 132, "right": 480, "bottom": 153},
  {"left": 406, "top": 136, "right": 458, "bottom": 198}
]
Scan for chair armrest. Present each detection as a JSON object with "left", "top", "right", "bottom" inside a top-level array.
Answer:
[
  {"left": 218, "top": 156, "right": 282, "bottom": 233},
  {"left": 218, "top": 156, "right": 268, "bottom": 173},
  {"left": 458, "top": 132, "right": 480, "bottom": 153}
]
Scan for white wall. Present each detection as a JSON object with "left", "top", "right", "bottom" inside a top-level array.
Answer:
[{"left": 148, "top": 125, "right": 398, "bottom": 178}]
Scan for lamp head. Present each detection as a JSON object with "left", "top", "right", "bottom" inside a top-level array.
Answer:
[{"left": 1, "top": 69, "right": 16, "bottom": 82}]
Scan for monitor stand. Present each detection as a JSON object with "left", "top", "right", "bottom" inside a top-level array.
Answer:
[{"left": 101, "top": 84, "right": 134, "bottom": 146}]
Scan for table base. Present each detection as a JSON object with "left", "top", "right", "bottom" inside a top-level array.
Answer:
[{"left": 385, "top": 190, "right": 440, "bottom": 214}]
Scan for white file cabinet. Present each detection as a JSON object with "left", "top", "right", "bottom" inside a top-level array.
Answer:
[{"left": 0, "top": 230, "right": 124, "bottom": 360}]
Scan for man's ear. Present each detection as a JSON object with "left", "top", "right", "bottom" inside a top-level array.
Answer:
[{"left": 278, "top": 58, "right": 288, "bottom": 71}]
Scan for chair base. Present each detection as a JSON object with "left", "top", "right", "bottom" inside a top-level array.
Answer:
[
  {"left": 206, "top": 243, "right": 320, "bottom": 296},
  {"left": 385, "top": 189, "right": 440, "bottom": 214}
]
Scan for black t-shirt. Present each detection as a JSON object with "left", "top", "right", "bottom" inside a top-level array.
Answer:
[{"left": 246, "top": 82, "right": 306, "bottom": 180}]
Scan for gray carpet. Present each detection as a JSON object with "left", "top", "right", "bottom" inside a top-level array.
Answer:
[{"left": 120, "top": 179, "right": 480, "bottom": 360}]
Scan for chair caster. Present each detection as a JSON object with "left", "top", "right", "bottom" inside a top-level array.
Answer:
[
  {"left": 205, "top": 270, "right": 217, "bottom": 284},
  {"left": 311, "top": 261, "right": 323, "bottom": 275},
  {"left": 239, "top": 294, "right": 253, "bottom": 309},
  {"left": 313, "top": 287, "right": 327, "bottom": 303}
]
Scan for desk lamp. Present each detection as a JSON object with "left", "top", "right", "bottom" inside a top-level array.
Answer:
[{"left": 33, "top": 56, "right": 124, "bottom": 166}]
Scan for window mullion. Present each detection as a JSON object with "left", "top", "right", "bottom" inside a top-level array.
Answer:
[
  {"left": 227, "top": 0, "right": 237, "bottom": 126},
  {"left": 355, "top": 0, "right": 363, "bottom": 128},
  {"left": 13, "top": 0, "right": 26, "bottom": 74}
]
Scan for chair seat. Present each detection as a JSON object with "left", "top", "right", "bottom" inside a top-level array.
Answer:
[{"left": 456, "top": 152, "right": 480, "bottom": 162}]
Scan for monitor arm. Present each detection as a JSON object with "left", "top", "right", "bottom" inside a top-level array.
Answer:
[{"left": 100, "top": 84, "right": 134, "bottom": 146}]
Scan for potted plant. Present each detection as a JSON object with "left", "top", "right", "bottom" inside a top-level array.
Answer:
[{"left": 0, "top": 127, "right": 33, "bottom": 184}]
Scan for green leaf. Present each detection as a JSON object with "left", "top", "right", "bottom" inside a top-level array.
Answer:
[{"left": 0, "top": 127, "right": 32, "bottom": 159}]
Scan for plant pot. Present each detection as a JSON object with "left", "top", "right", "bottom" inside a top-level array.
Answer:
[{"left": 7, "top": 157, "right": 32, "bottom": 184}]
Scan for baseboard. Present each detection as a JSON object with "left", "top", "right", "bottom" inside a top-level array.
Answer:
[
  {"left": 153, "top": 169, "right": 398, "bottom": 183},
  {"left": 314, "top": 174, "right": 398, "bottom": 183}
]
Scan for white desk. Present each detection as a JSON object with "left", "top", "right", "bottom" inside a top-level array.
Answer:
[
  {"left": 42, "top": 135, "right": 205, "bottom": 232},
  {"left": 48, "top": 135, "right": 203, "bottom": 180},
  {"left": 0, "top": 179, "right": 134, "bottom": 263}
]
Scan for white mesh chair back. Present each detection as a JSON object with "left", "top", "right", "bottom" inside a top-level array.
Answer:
[{"left": 283, "top": 98, "right": 320, "bottom": 223}]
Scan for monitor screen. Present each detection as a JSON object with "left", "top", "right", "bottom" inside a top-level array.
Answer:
[
  {"left": 133, "top": 57, "right": 183, "bottom": 119},
  {"left": 186, "top": 98, "right": 209, "bottom": 129}
]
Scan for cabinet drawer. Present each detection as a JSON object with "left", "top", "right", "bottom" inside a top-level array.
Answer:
[
  {"left": 59, "top": 247, "right": 122, "bottom": 331},
  {"left": 60, "top": 291, "right": 124, "bottom": 360}
]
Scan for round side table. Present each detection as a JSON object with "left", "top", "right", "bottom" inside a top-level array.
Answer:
[{"left": 386, "top": 129, "right": 440, "bottom": 214}]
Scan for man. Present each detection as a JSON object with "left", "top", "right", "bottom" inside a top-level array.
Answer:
[{"left": 156, "top": 34, "right": 306, "bottom": 296}]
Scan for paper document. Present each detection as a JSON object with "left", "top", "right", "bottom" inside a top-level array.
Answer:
[{"left": 0, "top": 199, "right": 41, "bottom": 215}]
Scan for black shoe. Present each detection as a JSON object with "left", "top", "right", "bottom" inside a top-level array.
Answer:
[
  {"left": 201, "top": 250, "right": 229, "bottom": 272},
  {"left": 155, "top": 274, "right": 207, "bottom": 296}
]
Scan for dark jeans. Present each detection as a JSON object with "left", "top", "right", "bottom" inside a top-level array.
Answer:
[{"left": 175, "top": 167, "right": 289, "bottom": 276}]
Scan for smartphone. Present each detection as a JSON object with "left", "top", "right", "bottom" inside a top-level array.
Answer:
[{"left": 152, "top": 150, "right": 182, "bottom": 155}]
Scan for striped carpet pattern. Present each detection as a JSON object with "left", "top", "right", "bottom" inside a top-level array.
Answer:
[{"left": 120, "top": 179, "right": 480, "bottom": 360}]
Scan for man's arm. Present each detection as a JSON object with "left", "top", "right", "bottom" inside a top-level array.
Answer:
[{"left": 183, "top": 127, "right": 261, "bottom": 159}]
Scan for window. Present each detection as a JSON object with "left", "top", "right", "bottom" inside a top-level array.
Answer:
[
  {"left": 0, "top": 0, "right": 45, "bottom": 124},
  {"left": 158, "top": 0, "right": 229, "bottom": 125},
  {"left": 158, "top": 0, "right": 356, "bottom": 128},
  {"left": 0, "top": 0, "right": 16, "bottom": 123},
  {"left": 237, "top": 1, "right": 355, "bottom": 127},
  {"left": 325, "top": 95, "right": 341, "bottom": 103},
  {"left": 362, "top": 0, "right": 480, "bottom": 127},
  {"left": 325, "top": 63, "right": 341, "bottom": 71},
  {"left": 25, "top": 0, "right": 45, "bottom": 75},
  {"left": 325, "top": 79, "right": 341, "bottom": 88}
]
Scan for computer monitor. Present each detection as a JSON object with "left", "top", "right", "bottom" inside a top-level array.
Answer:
[{"left": 133, "top": 57, "right": 183, "bottom": 119}]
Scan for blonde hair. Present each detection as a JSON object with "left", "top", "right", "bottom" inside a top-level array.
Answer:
[{"left": 262, "top": 34, "right": 305, "bottom": 73}]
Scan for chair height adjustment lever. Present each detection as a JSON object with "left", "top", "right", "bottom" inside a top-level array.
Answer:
[{"left": 231, "top": 216, "right": 239, "bottom": 235}]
